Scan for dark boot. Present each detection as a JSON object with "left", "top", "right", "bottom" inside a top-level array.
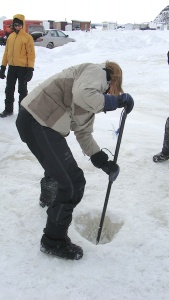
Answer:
[
  {"left": 0, "top": 101, "right": 13, "bottom": 118},
  {"left": 153, "top": 151, "right": 169, "bottom": 162},
  {"left": 39, "top": 175, "right": 58, "bottom": 207},
  {"left": 0, "top": 109, "right": 13, "bottom": 118},
  {"left": 40, "top": 234, "right": 83, "bottom": 260},
  {"left": 40, "top": 197, "right": 82, "bottom": 259}
]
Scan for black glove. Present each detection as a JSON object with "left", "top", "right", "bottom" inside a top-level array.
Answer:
[
  {"left": 24, "top": 67, "right": 34, "bottom": 83},
  {"left": 102, "top": 160, "right": 120, "bottom": 181},
  {"left": 167, "top": 51, "right": 169, "bottom": 65},
  {"left": 118, "top": 93, "right": 134, "bottom": 114},
  {"left": 91, "top": 150, "right": 108, "bottom": 168},
  {"left": 0, "top": 65, "right": 6, "bottom": 79},
  {"left": 91, "top": 150, "right": 120, "bottom": 180}
]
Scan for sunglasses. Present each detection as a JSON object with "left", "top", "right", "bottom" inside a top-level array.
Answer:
[{"left": 13, "top": 23, "right": 22, "bottom": 27}]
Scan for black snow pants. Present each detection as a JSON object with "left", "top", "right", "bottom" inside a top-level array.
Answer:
[
  {"left": 5, "top": 66, "right": 28, "bottom": 112},
  {"left": 16, "top": 108, "right": 86, "bottom": 245},
  {"left": 162, "top": 117, "right": 169, "bottom": 155}
]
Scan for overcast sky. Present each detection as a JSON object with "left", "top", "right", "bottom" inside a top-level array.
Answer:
[{"left": 0, "top": 0, "right": 168, "bottom": 24}]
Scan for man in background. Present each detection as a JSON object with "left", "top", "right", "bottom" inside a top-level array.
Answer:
[
  {"left": 0, "top": 14, "right": 35, "bottom": 118},
  {"left": 153, "top": 51, "right": 169, "bottom": 162}
]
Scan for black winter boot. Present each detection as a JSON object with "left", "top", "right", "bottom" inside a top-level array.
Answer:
[
  {"left": 0, "top": 110, "right": 13, "bottom": 118},
  {"left": 40, "top": 234, "right": 83, "bottom": 260},
  {"left": 39, "top": 176, "right": 58, "bottom": 207},
  {"left": 153, "top": 152, "right": 169, "bottom": 162}
]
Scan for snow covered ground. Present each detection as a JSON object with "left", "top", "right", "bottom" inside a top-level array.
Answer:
[{"left": 0, "top": 28, "right": 169, "bottom": 300}]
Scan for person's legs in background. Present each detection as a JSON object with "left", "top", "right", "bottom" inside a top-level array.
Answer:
[
  {"left": 0, "top": 66, "right": 17, "bottom": 117},
  {"left": 17, "top": 66, "right": 28, "bottom": 110},
  {"left": 153, "top": 117, "right": 169, "bottom": 162}
]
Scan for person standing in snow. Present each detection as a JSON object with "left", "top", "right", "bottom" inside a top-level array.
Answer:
[
  {"left": 153, "top": 51, "right": 169, "bottom": 162},
  {"left": 0, "top": 14, "right": 35, "bottom": 118},
  {"left": 16, "top": 61, "right": 134, "bottom": 260},
  {"left": 153, "top": 117, "right": 169, "bottom": 162}
]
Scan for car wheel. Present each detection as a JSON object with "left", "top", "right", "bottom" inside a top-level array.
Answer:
[{"left": 47, "top": 42, "right": 54, "bottom": 49}]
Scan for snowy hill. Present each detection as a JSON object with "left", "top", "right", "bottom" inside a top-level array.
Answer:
[{"left": 154, "top": 5, "right": 169, "bottom": 24}]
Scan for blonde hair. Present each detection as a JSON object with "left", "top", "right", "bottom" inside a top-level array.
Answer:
[{"left": 105, "top": 61, "right": 124, "bottom": 96}]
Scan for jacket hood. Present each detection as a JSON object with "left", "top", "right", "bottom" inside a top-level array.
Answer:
[{"left": 13, "top": 14, "right": 25, "bottom": 30}]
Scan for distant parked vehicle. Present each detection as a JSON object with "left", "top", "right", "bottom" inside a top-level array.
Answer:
[
  {"left": 31, "top": 29, "right": 76, "bottom": 49},
  {"left": 139, "top": 23, "right": 150, "bottom": 30}
]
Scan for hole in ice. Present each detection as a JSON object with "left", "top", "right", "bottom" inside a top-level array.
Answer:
[{"left": 74, "top": 212, "right": 124, "bottom": 244}]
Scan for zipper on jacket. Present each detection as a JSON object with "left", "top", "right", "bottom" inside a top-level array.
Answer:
[{"left": 12, "top": 35, "right": 17, "bottom": 66}]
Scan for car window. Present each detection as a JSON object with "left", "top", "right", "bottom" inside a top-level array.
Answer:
[
  {"left": 28, "top": 25, "right": 45, "bottom": 33},
  {"left": 50, "top": 30, "right": 58, "bottom": 37},
  {"left": 57, "top": 31, "right": 66, "bottom": 37}
]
